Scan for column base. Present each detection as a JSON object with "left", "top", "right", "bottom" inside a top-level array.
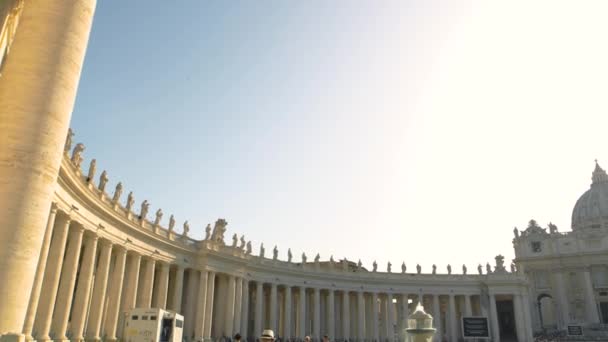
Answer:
[{"left": 0, "top": 333, "right": 25, "bottom": 342}]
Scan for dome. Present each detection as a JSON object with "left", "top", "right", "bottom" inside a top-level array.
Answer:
[{"left": 572, "top": 161, "right": 608, "bottom": 230}]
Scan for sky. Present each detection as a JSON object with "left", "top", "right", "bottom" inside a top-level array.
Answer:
[{"left": 71, "top": 1, "right": 608, "bottom": 273}]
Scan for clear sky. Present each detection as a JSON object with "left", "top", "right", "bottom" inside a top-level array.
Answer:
[{"left": 72, "top": 1, "right": 608, "bottom": 273}]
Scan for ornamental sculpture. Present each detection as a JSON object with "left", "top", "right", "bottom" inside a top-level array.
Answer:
[
  {"left": 240, "top": 235, "right": 246, "bottom": 249},
  {"left": 548, "top": 222, "right": 558, "bottom": 234},
  {"left": 126, "top": 191, "right": 135, "bottom": 211},
  {"left": 401, "top": 262, "right": 406, "bottom": 273},
  {"left": 211, "top": 219, "right": 227, "bottom": 244},
  {"left": 486, "top": 263, "right": 492, "bottom": 274},
  {"left": 154, "top": 208, "right": 163, "bottom": 226},
  {"left": 182, "top": 221, "right": 190, "bottom": 237},
  {"left": 65, "top": 128, "right": 74, "bottom": 153},
  {"left": 447, "top": 264, "right": 452, "bottom": 275},
  {"left": 357, "top": 259, "right": 362, "bottom": 271},
  {"left": 417, "top": 264, "right": 421, "bottom": 274},
  {"left": 273, "top": 246, "right": 278, "bottom": 260},
  {"left": 342, "top": 258, "right": 348, "bottom": 271},
  {"left": 329, "top": 255, "right": 335, "bottom": 268},
  {"left": 494, "top": 255, "right": 506, "bottom": 273},
  {"left": 314, "top": 253, "right": 320, "bottom": 263},
  {"left": 510, "top": 262, "right": 516, "bottom": 273},
  {"left": 387, "top": 261, "right": 392, "bottom": 273},
  {"left": 462, "top": 264, "right": 467, "bottom": 275},
  {"left": 302, "top": 252, "right": 307, "bottom": 264},
  {"left": 139, "top": 200, "right": 149, "bottom": 221},
  {"left": 260, "top": 243, "right": 265, "bottom": 258},
  {"left": 112, "top": 182, "right": 123, "bottom": 203},
  {"left": 87, "top": 159, "right": 96, "bottom": 183},
  {"left": 478, "top": 264, "right": 483, "bottom": 275},
  {"left": 372, "top": 260, "right": 377, "bottom": 272},
  {"left": 204, "top": 224, "right": 211, "bottom": 240},
  {"left": 513, "top": 227, "right": 519, "bottom": 238},
  {"left": 168, "top": 214, "right": 175, "bottom": 232},
  {"left": 71, "top": 143, "right": 85, "bottom": 168},
  {"left": 232, "top": 234, "right": 238, "bottom": 247},
  {"left": 246, "top": 241, "right": 252, "bottom": 254},
  {"left": 287, "top": 248, "right": 292, "bottom": 262},
  {"left": 98, "top": 170, "right": 108, "bottom": 192},
  {"left": 432, "top": 264, "right": 436, "bottom": 275}
]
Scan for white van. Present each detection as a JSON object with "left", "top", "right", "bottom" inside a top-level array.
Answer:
[{"left": 123, "top": 308, "right": 184, "bottom": 342}]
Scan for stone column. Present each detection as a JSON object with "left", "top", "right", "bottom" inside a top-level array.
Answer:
[
  {"left": 195, "top": 271, "right": 208, "bottom": 341},
  {"left": 432, "top": 295, "right": 442, "bottom": 342},
  {"left": 553, "top": 270, "right": 570, "bottom": 326},
  {"left": 357, "top": 292, "right": 365, "bottom": 340},
  {"left": 171, "top": 266, "right": 185, "bottom": 313},
  {"left": 225, "top": 275, "right": 237, "bottom": 336},
  {"left": 387, "top": 293, "right": 394, "bottom": 341},
  {"left": 23, "top": 205, "right": 58, "bottom": 340},
  {"left": 69, "top": 234, "right": 98, "bottom": 342},
  {"left": 448, "top": 294, "right": 458, "bottom": 342},
  {"left": 241, "top": 281, "right": 250, "bottom": 339},
  {"left": 400, "top": 294, "right": 409, "bottom": 335},
  {"left": 52, "top": 225, "right": 84, "bottom": 340},
  {"left": 464, "top": 295, "right": 472, "bottom": 316},
  {"left": 121, "top": 254, "right": 141, "bottom": 312},
  {"left": 489, "top": 294, "right": 500, "bottom": 342},
  {"left": 512, "top": 294, "right": 525, "bottom": 342},
  {"left": 203, "top": 272, "right": 216, "bottom": 339},
  {"left": 342, "top": 291, "right": 350, "bottom": 340},
  {"left": 234, "top": 278, "right": 243, "bottom": 335},
  {"left": 313, "top": 288, "right": 321, "bottom": 339},
  {"left": 139, "top": 258, "right": 156, "bottom": 308},
  {"left": 327, "top": 290, "right": 335, "bottom": 339},
  {"left": 255, "top": 282, "right": 264, "bottom": 338},
  {"left": 0, "top": 0, "right": 97, "bottom": 336},
  {"left": 184, "top": 270, "right": 199, "bottom": 341},
  {"left": 85, "top": 240, "right": 112, "bottom": 340},
  {"left": 104, "top": 247, "right": 127, "bottom": 341},
  {"left": 156, "top": 262, "right": 170, "bottom": 309},
  {"left": 582, "top": 268, "right": 600, "bottom": 323},
  {"left": 33, "top": 216, "right": 71, "bottom": 340},
  {"left": 298, "top": 287, "right": 306, "bottom": 338},
  {"left": 372, "top": 293, "right": 379, "bottom": 342},
  {"left": 522, "top": 290, "right": 534, "bottom": 339},
  {"left": 284, "top": 286, "right": 292, "bottom": 339}
]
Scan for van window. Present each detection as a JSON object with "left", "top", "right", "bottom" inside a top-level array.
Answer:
[
  {"left": 176, "top": 319, "right": 183, "bottom": 328},
  {"left": 131, "top": 315, "right": 138, "bottom": 320}
]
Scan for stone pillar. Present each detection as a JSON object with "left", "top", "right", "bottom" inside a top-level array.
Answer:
[
  {"left": 553, "top": 270, "right": 570, "bottom": 326},
  {"left": 69, "top": 234, "right": 98, "bottom": 341},
  {"left": 255, "top": 282, "right": 264, "bottom": 338},
  {"left": 512, "top": 294, "right": 525, "bottom": 342},
  {"left": 372, "top": 293, "right": 379, "bottom": 342},
  {"left": 284, "top": 286, "right": 292, "bottom": 339},
  {"left": 0, "top": 0, "right": 97, "bottom": 336},
  {"left": 155, "top": 262, "right": 170, "bottom": 309},
  {"left": 225, "top": 275, "right": 237, "bottom": 336},
  {"left": 171, "top": 266, "right": 185, "bottom": 313},
  {"left": 184, "top": 270, "right": 198, "bottom": 341},
  {"left": 241, "top": 281, "right": 250, "bottom": 339},
  {"left": 121, "top": 254, "right": 141, "bottom": 312},
  {"left": 22, "top": 205, "right": 58, "bottom": 340},
  {"left": 298, "top": 287, "right": 306, "bottom": 338},
  {"left": 195, "top": 271, "right": 208, "bottom": 341},
  {"left": 104, "top": 247, "right": 127, "bottom": 341},
  {"left": 33, "top": 216, "right": 71, "bottom": 341},
  {"left": 448, "top": 294, "right": 458, "bottom": 342},
  {"left": 313, "top": 288, "right": 321, "bottom": 339},
  {"left": 234, "top": 278, "right": 243, "bottom": 335},
  {"left": 489, "top": 294, "right": 500, "bottom": 342},
  {"left": 432, "top": 295, "right": 442, "bottom": 342},
  {"left": 401, "top": 294, "right": 409, "bottom": 336},
  {"left": 342, "top": 291, "right": 350, "bottom": 340},
  {"left": 357, "top": 292, "right": 365, "bottom": 340},
  {"left": 387, "top": 293, "right": 394, "bottom": 341},
  {"left": 85, "top": 240, "right": 112, "bottom": 340},
  {"left": 203, "top": 272, "right": 216, "bottom": 339},
  {"left": 464, "top": 295, "right": 472, "bottom": 316},
  {"left": 51, "top": 225, "right": 84, "bottom": 340},
  {"left": 582, "top": 268, "right": 600, "bottom": 323},
  {"left": 522, "top": 290, "right": 534, "bottom": 339},
  {"left": 139, "top": 258, "right": 156, "bottom": 308},
  {"left": 327, "top": 290, "right": 335, "bottom": 339}
]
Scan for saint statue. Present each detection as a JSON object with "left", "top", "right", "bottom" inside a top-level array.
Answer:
[
  {"left": 447, "top": 264, "right": 452, "bottom": 275},
  {"left": 273, "top": 246, "right": 278, "bottom": 260},
  {"left": 287, "top": 248, "right": 292, "bottom": 263},
  {"left": 168, "top": 214, "right": 175, "bottom": 232},
  {"left": 513, "top": 227, "right": 519, "bottom": 238},
  {"left": 71, "top": 143, "right": 85, "bottom": 168},
  {"left": 204, "top": 224, "right": 211, "bottom": 240},
  {"left": 314, "top": 253, "right": 320, "bottom": 263},
  {"left": 126, "top": 191, "right": 134, "bottom": 211},
  {"left": 260, "top": 243, "right": 265, "bottom": 258},
  {"left": 387, "top": 261, "right": 392, "bottom": 273},
  {"left": 65, "top": 128, "right": 74, "bottom": 153},
  {"left": 462, "top": 264, "right": 467, "bottom": 275},
  {"left": 329, "top": 255, "right": 335, "bottom": 268},
  {"left": 211, "top": 219, "right": 228, "bottom": 244},
  {"left": 372, "top": 260, "right": 377, "bottom": 272},
  {"left": 232, "top": 234, "right": 238, "bottom": 247},
  {"left": 87, "top": 159, "right": 96, "bottom": 183},
  {"left": 478, "top": 264, "right": 483, "bottom": 275},
  {"left": 183, "top": 221, "right": 190, "bottom": 236},
  {"left": 98, "top": 171, "right": 109, "bottom": 192},
  {"left": 240, "top": 235, "right": 246, "bottom": 249},
  {"left": 302, "top": 252, "right": 307, "bottom": 264},
  {"left": 342, "top": 258, "right": 348, "bottom": 271},
  {"left": 416, "top": 264, "right": 421, "bottom": 274},
  {"left": 401, "top": 262, "right": 406, "bottom": 274},
  {"left": 548, "top": 222, "right": 558, "bottom": 234},
  {"left": 357, "top": 259, "right": 362, "bottom": 271},
  {"left": 510, "top": 262, "right": 516, "bottom": 273},
  {"left": 432, "top": 264, "right": 436, "bottom": 275},
  {"left": 154, "top": 208, "right": 163, "bottom": 226},
  {"left": 139, "top": 200, "right": 149, "bottom": 220},
  {"left": 112, "top": 182, "right": 123, "bottom": 203},
  {"left": 246, "top": 241, "right": 252, "bottom": 254},
  {"left": 486, "top": 263, "right": 492, "bottom": 274}
]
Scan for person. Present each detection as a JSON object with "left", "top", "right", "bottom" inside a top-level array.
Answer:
[
  {"left": 234, "top": 333, "right": 242, "bottom": 342},
  {"left": 304, "top": 336, "right": 311, "bottom": 342},
  {"left": 322, "top": 335, "right": 330, "bottom": 342},
  {"left": 260, "top": 329, "right": 275, "bottom": 342}
]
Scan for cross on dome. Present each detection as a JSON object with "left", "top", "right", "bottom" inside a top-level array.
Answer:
[{"left": 592, "top": 159, "right": 608, "bottom": 185}]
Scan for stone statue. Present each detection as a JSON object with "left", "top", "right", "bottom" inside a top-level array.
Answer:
[
  {"left": 240, "top": 235, "right": 246, "bottom": 249},
  {"left": 211, "top": 219, "right": 228, "bottom": 244},
  {"left": 342, "top": 258, "right": 348, "bottom": 271},
  {"left": 372, "top": 260, "right": 377, "bottom": 272},
  {"left": 330, "top": 255, "right": 335, "bottom": 268},
  {"left": 260, "top": 243, "right": 265, "bottom": 258},
  {"left": 462, "top": 264, "right": 467, "bottom": 275},
  {"left": 513, "top": 227, "right": 519, "bottom": 238},
  {"left": 314, "top": 253, "right": 320, "bottom": 263},
  {"left": 182, "top": 221, "right": 190, "bottom": 237},
  {"left": 204, "top": 224, "right": 211, "bottom": 240},
  {"left": 273, "top": 246, "right": 278, "bottom": 260},
  {"left": 232, "top": 234, "right": 238, "bottom": 247},
  {"left": 154, "top": 208, "right": 163, "bottom": 226},
  {"left": 87, "top": 159, "right": 96, "bottom": 183},
  {"left": 357, "top": 259, "right": 362, "bottom": 271},
  {"left": 416, "top": 264, "right": 421, "bottom": 274},
  {"left": 246, "top": 241, "right": 252, "bottom": 254},
  {"left": 486, "top": 263, "right": 492, "bottom": 274},
  {"left": 447, "top": 264, "right": 452, "bottom": 275},
  {"left": 478, "top": 264, "right": 483, "bottom": 275},
  {"left": 112, "top": 182, "right": 123, "bottom": 203},
  {"left": 126, "top": 191, "right": 134, "bottom": 211},
  {"left": 548, "top": 222, "right": 558, "bottom": 234},
  {"left": 65, "top": 128, "right": 74, "bottom": 153},
  {"left": 510, "top": 262, "right": 516, "bottom": 273},
  {"left": 387, "top": 261, "right": 392, "bottom": 273},
  {"left": 98, "top": 171, "right": 108, "bottom": 192},
  {"left": 168, "top": 214, "right": 175, "bottom": 232},
  {"left": 401, "top": 262, "right": 406, "bottom": 273},
  {"left": 494, "top": 255, "right": 506, "bottom": 273},
  {"left": 302, "top": 252, "right": 307, "bottom": 264},
  {"left": 71, "top": 143, "right": 85, "bottom": 168},
  {"left": 139, "top": 200, "right": 149, "bottom": 220},
  {"left": 287, "top": 248, "right": 292, "bottom": 262},
  {"left": 432, "top": 264, "right": 436, "bottom": 274}
]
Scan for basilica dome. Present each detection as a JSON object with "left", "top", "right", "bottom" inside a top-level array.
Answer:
[{"left": 572, "top": 161, "right": 608, "bottom": 230}]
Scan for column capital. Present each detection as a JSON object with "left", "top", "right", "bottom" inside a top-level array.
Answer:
[
  {"left": 49, "top": 202, "right": 59, "bottom": 213},
  {"left": 73, "top": 224, "right": 85, "bottom": 234},
  {"left": 114, "top": 245, "right": 128, "bottom": 255}
]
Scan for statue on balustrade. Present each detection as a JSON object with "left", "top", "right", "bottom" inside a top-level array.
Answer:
[
  {"left": 357, "top": 259, "right": 362, "bottom": 271},
  {"left": 416, "top": 264, "right": 421, "bottom": 274},
  {"left": 494, "top": 255, "right": 506, "bottom": 273},
  {"left": 260, "top": 243, "right": 265, "bottom": 258},
  {"left": 401, "top": 262, "right": 406, "bottom": 274},
  {"left": 513, "top": 227, "right": 519, "bottom": 238},
  {"left": 478, "top": 264, "right": 483, "bottom": 275},
  {"left": 372, "top": 260, "right": 377, "bottom": 272},
  {"left": 462, "top": 264, "right": 467, "bottom": 275},
  {"left": 548, "top": 222, "right": 558, "bottom": 234},
  {"left": 98, "top": 170, "right": 108, "bottom": 192},
  {"left": 287, "top": 248, "right": 292, "bottom": 262},
  {"left": 168, "top": 214, "right": 175, "bottom": 233},
  {"left": 65, "top": 128, "right": 74, "bottom": 153},
  {"left": 314, "top": 253, "right": 320, "bottom": 264},
  {"left": 126, "top": 191, "right": 135, "bottom": 211},
  {"left": 112, "top": 182, "right": 123, "bottom": 203},
  {"left": 71, "top": 143, "right": 85, "bottom": 168},
  {"left": 486, "top": 263, "right": 492, "bottom": 274},
  {"left": 246, "top": 241, "right": 252, "bottom": 255},
  {"left": 211, "top": 219, "right": 228, "bottom": 244},
  {"left": 432, "top": 264, "right": 436, "bottom": 274},
  {"left": 342, "top": 258, "right": 348, "bottom": 271},
  {"left": 205, "top": 224, "right": 211, "bottom": 240},
  {"left": 447, "top": 264, "right": 452, "bottom": 275},
  {"left": 302, "top": 252, "right": 307, "bottom": 264},
  {"left": 154, "top": 208, "right": 163, "bottom": 226},
  {"left": 139, "top": 200, "right": 150, "bottom": 220},
  {"left": 87, "top": 159, "right": 96, "bottom": 183},
  {"left": 329, "top": 255, "right": 335, "bottom": 268},
  {"left": 182, "top": 221, "right": 190, "bottom": 237},
  {"left": 387, "top": 261, "right": 392, "bottom": 273},
  {"left": 273, "top": 246, "right": 278, "bottom": 260},
  {"left": 232, "top": 234, "right": 238, "bottom": 247},
  {"left": 510, "top": 262, "right": 516, "bottom": 273},
  {"left": 240, "top": 235, "right": 246, "bottom": 249}
]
